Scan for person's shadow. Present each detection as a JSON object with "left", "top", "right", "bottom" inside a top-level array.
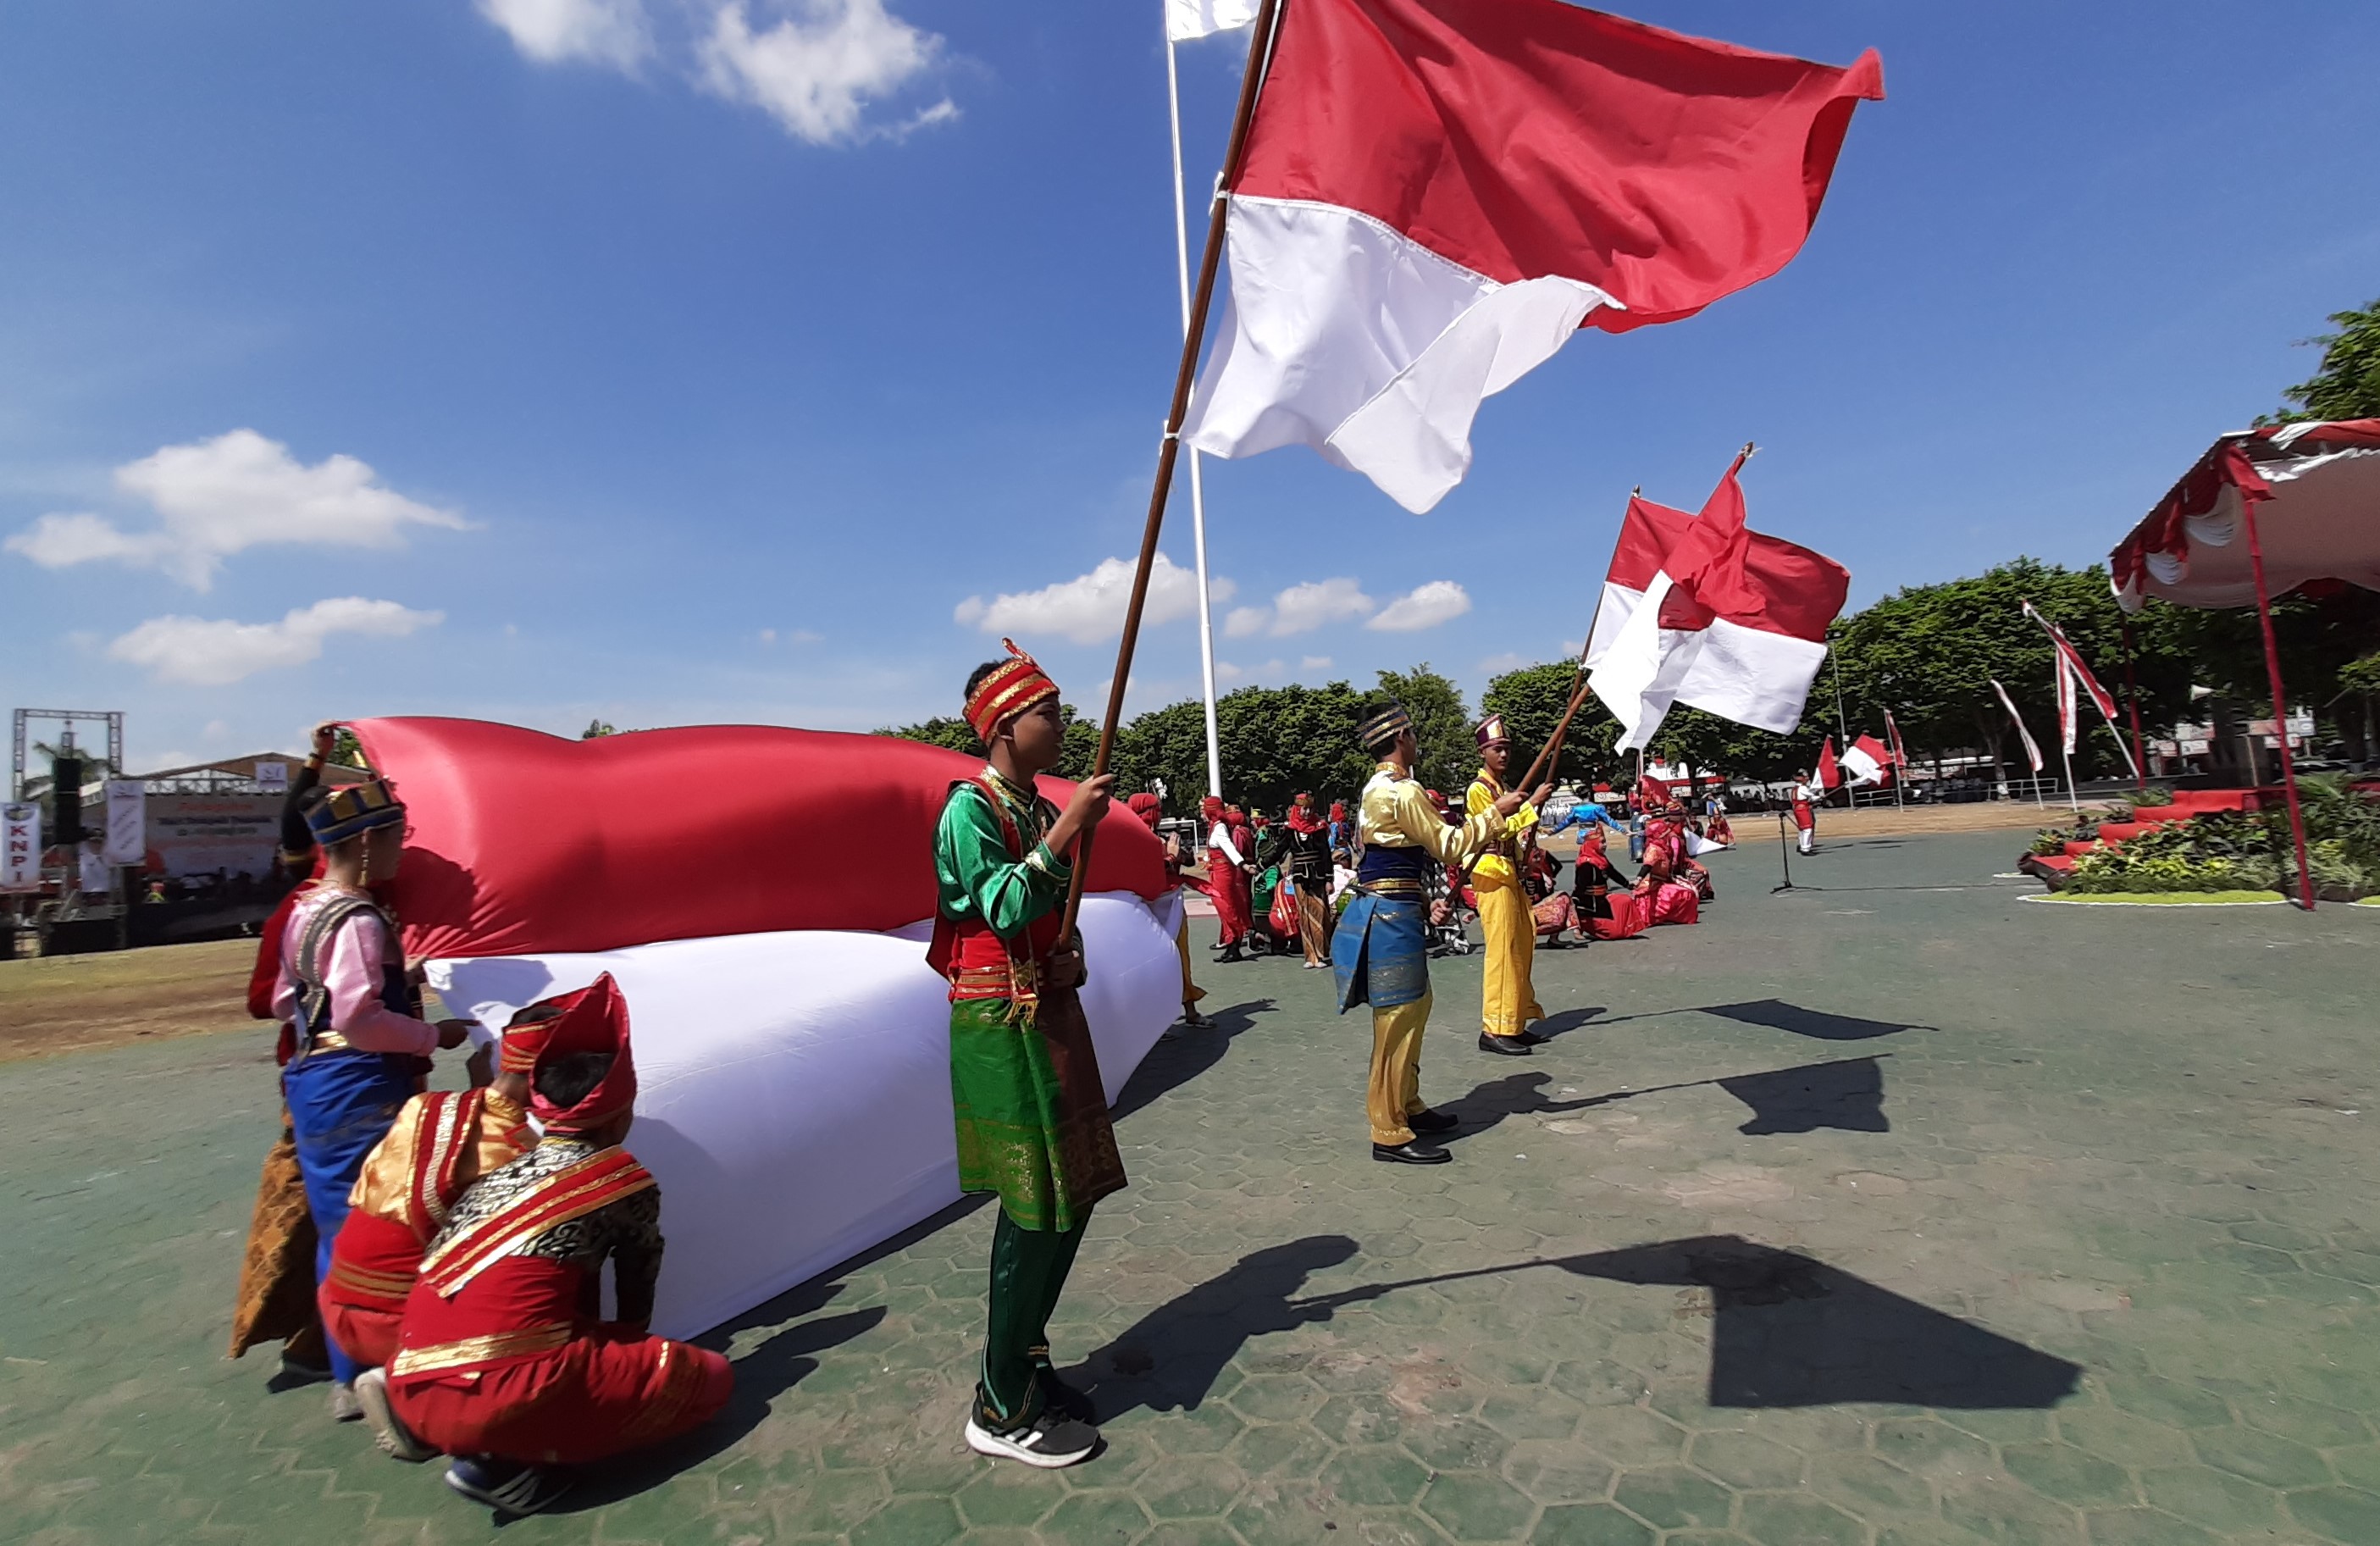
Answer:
[
  {"left": 1700, "top": 1000, "right": 1927, "bottom": 1042},
  {"left": 1110, "top": 999, "right": 1274, "bottom": 1122},
  {"left": 1530, "top": 1006, "right": 1608, "bottom": 1040},
  {"left": 1441, "top": 1056, "right": 1895, "bottom": 1141},
  {"left": 1069, "top": 1235, "right": 1360, "bottom": 1419}
]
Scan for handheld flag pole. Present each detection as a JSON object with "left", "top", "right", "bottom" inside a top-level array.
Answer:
[{"left": 1060, "top": 0, "right": 1282, "bottom": 943}]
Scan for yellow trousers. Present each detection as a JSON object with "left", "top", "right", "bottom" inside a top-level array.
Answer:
[
  {"left": 1173, "top": 921, "right": 1206, "bottom": 1008},
  {"left": 1367, "top": 990, "right": 1433, "bottom": 1144},
  {"left": 1475, "top": 877, "right": 1543, "bottom": 1039}
]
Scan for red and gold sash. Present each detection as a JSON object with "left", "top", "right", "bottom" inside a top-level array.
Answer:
[
  {"left": 404, "top": 1089, "right": 483, "bottom": 1240},
  {"left": 418, "top": 1147, "right": 656, "bottom": 1299},
  {"left": 926, "top": 774, "right": 1066, "bottom": 1020}
]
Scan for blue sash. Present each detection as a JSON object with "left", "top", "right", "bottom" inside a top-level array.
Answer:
[{"left": 1331, "top": 893, "right": 1429, "bottom": 1012}]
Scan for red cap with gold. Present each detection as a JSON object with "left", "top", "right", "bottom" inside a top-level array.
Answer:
[
  {"left": 964, "top": 639, "right": 1060, "bottom": 744},
  {"left": 1475, "top": 714, "right": 1509, "bottom": 751},
  {"left": 527, "top": 972, "right": 636, "bottom": 1133}
]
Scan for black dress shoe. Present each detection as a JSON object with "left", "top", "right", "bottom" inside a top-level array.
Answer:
[
  {"left": 1513, "top": 1028, "right": 1548, "bottom": 1046},
  {"left": 1407, "top": 1108, "right": 1459, "bottom": 1134},
  {"left": 1372, "top": 1139, "right": 1453, "bottom": 1165},
  {"left": 1478, "top": 1033, "right": 1534, "bottom": 1056}
]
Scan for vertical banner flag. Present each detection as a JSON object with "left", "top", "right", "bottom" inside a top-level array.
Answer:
[
  {"left": 103, "top": 779, "right": 147, "bottom": 866},
  {"left": 1182, "top": 0, "right": 1884, "bottom": 512},
  {"left": 2056, "top": 654, "right": 2079, "bottom": 756},
  {"left": 1167, "top": 0, "right": 1259, "bottom": 40},
  {"left": 1885, "top": 709, "right": 1908, "bottom": 771},
  {"left": 1991, "top": 679, "right": 2046, "bottom": 773},
  {"left": 2020, "top": 600, "right": 2139, "bottom": 776},
  {"left": 1585, "top": 456, "right": 1851, "bottom": 749},
  {"left": 1816, "top": 737, "right": 1842, "bottom": 790},
  {"left": 2, "top": 803, "right": 39, "bottom": 890}
]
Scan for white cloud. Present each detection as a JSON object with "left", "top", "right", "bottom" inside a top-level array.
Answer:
[
  {"left": 1368, "top": 579, "right": 1472, "bottom": 632},
  {"left": 107, "top": 597, "right": 443, "bottom": 687},
  {"left": 1223, "top": 605, "right": 1269, "bottom": 639},
  {"left": 1270, "top": 577, "right": 1375, "bottom": 635},
  {"left": 478, "top": 0, "right": 650, "bottom": 69},
  {"left": 955, "top": 554, "right": 1229, "bottom": 646},
  {"left": 1478, "top": 651, "right": 1530, "bottom": 674},
  {"left": 1217, "top": 658, "right": 1287, "bottom": 684},
  {"left": 1300, "top": 655, "right": 1333, "bottom": 672},
  {"left": 699, "top": 0, "right": 953, "bottom": 146},
  {"left": 5, "top": 429, "right": 467, "bottom": 590}
]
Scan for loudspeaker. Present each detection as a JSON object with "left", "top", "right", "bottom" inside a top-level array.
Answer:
[{"left": 51, "top": 756, "right": 84, "bottom": 847}]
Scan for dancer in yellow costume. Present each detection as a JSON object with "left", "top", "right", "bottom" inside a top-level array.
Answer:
[
  {"left": 1466, "top": 714, "right": 1546, "bottom": 1056},
  {"left": 1333, "top": 701, "right": 1547, "bottom": 1165}
]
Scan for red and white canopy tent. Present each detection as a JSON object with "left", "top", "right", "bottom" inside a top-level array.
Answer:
[{"left": 2109, "top": 418, "right": 2380, "bottom": 908}]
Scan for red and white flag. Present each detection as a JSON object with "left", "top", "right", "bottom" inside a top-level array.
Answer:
[
  {"left": 1181, "top": 0, "right": 1885, "bottom": 513},
  {"left": 1990, "top": 679, "right": 2045, "bottom": 774},
  {"left": 2021, "top": 600, "right": 2139, "bottom": 776},
  {"left": 1166, "top": 0, "right": 1258, "bottom": 42},
  {"left": 1816, "top": 737, "right": 1841, "bottom": 791},
  {"left": 1884, "top": 708, "right": 1908, "bottom": 770},
  {"left": 1843, "top": 734, "right": 1893, "bottom": 788},
  {"left": 1586, "top": 455, "right": 1851, "bottom": 750}
]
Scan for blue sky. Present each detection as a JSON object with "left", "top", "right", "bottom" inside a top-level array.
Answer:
[{"left": 4, "top": 1, "right": 2377, "bottom": 773}]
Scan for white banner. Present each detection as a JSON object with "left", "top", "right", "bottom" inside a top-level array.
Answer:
[
  {"left": 145, "top": 793, "right": 281, "bottom": 880},
  {"left": 2, "top": 803, "right": 39, "bottom": 890},
  {"left": 103, "top": 780, "right": 147, "bottom": 865},
  {"left": 252, "top": 760, "right": 290, "bottom": 794}
]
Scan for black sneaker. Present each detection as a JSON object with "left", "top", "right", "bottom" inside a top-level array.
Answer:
[
  {"left": 965, "top": 1407, "right": 1100, "bottom": 1468},
  {"left": 1032, "top": 1360, "right": 1097, "bottom": 1423},
  {"left": 444, "top": 1455, "right": 573, "bottom": 1516},
  {"left": 1407, "top": 1108, "right": 1459, "bottom": 1135}
]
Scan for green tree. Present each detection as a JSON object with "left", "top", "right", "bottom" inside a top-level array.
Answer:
[
  {"left": 879, "top": 714, "right": 977, "bottom": 755},
  {"left": 1375, "top": 663, "right": 1472, "bottom": 795},
  {"left": 580, "top": 719, "right": 617, "bottom": 740},
  {"left": 1480, "top": 661, "right": 1625, "bottom": 788},
  {"left": 2263, "top": 296, "right": 2380, "bottom": 424}
]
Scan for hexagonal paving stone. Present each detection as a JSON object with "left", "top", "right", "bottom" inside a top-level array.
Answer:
[
  {"left": 1610, "top": 1466, "right": 1735, "bottom": 1532},
  {"left": 1572, "top": 1405, "right": 1692, "bottom": 1468},
  {"left": 954, "top": 1464, "right": 1065, "bottom": 1528},
  {"left": 1503, "top": 1439, "right": 1617, "bottom": 1506},
  {"left": 1228, "top": 1420, "right": 1334, "bottom": 1481},
  {"left": 2287, "top": 1485, "right": 2380, "bottom": 1544},
  {"left": 2078, "top": 1507, "right": 2222, "bottom": 1545},
  {"left": 2050, "top": 1407, "right": 2196, "bottom": 1471},
  {"left": 1420, "top": 1471, "right": 1539, "bottom": 1541},
  {"left": 1871, "top": 1418, "right": 1997, "bottom": 1483},
  {"left": 1141, "top": 1522, "right": 1248, "bottom": 1546},
  {"left": 1530, "top": 1503, "right": 1658, "bottom": 1545},
  {"left": 1142, "top": 1456, "right": 1248, "bottom": 1520},
  {"left": 1043, "top": 1488, "right": 1157, "bottom": 1543},
  {"left": 1938, "top": 1476, "right": 2084, "bottom": 1543},
  {"left": 1479, "top": 1388, "right": 1589, "bottom": 1443},
  {"left": 1314, "top": 1394, "right": 1414, "bottom": 1449},
  {"left": 2189, "top": 1423, "right": 2333, "bottom": 1488},
  {"left": 1403, "top": 1416, "right": 1518, "bottom": 1474},
  {"left": 1999, "top": 1443, "right": 2137, "bottom": 1510},
  {"left": 1731, "top": 1490, "right": 1867, "bottom": 1546},
  {"left": 2105, "top": 1375, "right": 2233, "bottom": 1430},
  {"left": 2139, "top": 1464, "right": 2289, "bottom": 1536},
  {"left": 1323, "top": 1445, "right": 1432, "bottom": 1507},
  {"left": 1228, "top": 1375, "right": 1331, "bottom": 1424},
  {"left": 1688, "top": 1431, "right": 1807, "bottom": 1491},
  {"left": 1810, "top": 1452, "right": 1933, "bottom": 1516},
  {"left": 847, "top": 1495, "right": 966, "bottom": 1546}
]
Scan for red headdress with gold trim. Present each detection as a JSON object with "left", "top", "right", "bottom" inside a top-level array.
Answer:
[
  {"left": 964, "top": 639, "right": 1060, "bottom": 744},
  {"left": 527, "top": 972, "right": 636, "bottom": 1133}
]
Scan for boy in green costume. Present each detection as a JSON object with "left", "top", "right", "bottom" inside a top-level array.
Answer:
[{"left": 929, "top": 640, "right": 1121, "bottom": 1467}]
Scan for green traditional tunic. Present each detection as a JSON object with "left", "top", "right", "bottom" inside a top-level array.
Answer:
[{"left": 933, "top": 768, "right": 1126, "bottom": 1234}]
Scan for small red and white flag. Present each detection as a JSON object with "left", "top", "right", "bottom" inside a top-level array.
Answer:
[
  {"left": 1586, "top": 455, "right": 1851, "bottom": 750},
  {"left": 1816, "top": 737, "right": 1841, "bottom": 791},
  {"left": 2021, "top": 600, "right": 2139, "bottom": 776},
  {"left": 1843, "top": 734, "right": 1894, "bottom": 788},
  {"left": 1182, "top": 0, "right": 1885, "bottom": 512},
  {"left": 1990, "top": 679, "right": 2045, "bottom": 774},
  {"left": 1884, "top": 708, "right": 1908, "bottom": 770}
]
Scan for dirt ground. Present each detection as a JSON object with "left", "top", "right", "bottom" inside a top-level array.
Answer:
[{"left": 0, "top": 938, "right": 258, "bottom": 1061}]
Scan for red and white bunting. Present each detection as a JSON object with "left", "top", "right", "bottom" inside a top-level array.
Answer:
[
  {"left": 1991, "top": 679, "right": 2045, "bottom": 774},
  {"left": 2021, "top": 600, "right": 2139, "bottom": 777}
]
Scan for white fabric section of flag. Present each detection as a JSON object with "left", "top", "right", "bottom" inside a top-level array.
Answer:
[
  {"left": 1840, "top": 741, "right": 1884, "bottom": 788},
  {"left": 2056, "top": 654, "right": 2078, "bottom": 756},
  {"left": 1585, "top": 577, "right": 1831, "bottom": 749},
  {"left": 429, "top": 893, "right": 1179, "bottom": 1339},
  {"left": 1182, "top": 197, "right": 1616, "bottom": 513},
  {"left": 1166, "top": 0, "right": 1259, "bottom": 42},
  {"left": 1991, "top": 679, "right": 2045, "bottom": 773}
]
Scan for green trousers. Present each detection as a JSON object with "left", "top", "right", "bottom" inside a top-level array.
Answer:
[{"left": 978, "top": 1205, "right": 1089, "bottom": 1426}]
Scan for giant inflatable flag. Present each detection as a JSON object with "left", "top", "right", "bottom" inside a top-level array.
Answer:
[
  {"left": 350, "top": 718, "right": 1182, "bottom": 1338},
  {"left": 1182, "top": 0, "right": 1884, "bottom": 512}
]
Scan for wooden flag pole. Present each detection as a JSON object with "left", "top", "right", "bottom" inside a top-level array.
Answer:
[{"left": 1059, "top": 0, "right": 1283, "bottom": 943}]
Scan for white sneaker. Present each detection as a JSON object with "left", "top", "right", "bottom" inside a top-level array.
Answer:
[
  {"left": 354, "top": 1367, "right": 438, "bottom": 1463},
  {"left": 965, "top": 1410, "right": 1099, "bottom": 1468}
]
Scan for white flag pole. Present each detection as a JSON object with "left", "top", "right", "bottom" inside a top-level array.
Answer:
[{"left": 1167, "top": 30, "right": 1226, "bottom": 801}]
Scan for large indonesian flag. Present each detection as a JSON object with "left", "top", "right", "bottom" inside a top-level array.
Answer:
[
  {"left": 1585, "top": 457, "right": 1851, "bottom": 749},
  {"left": 1182, "top": 0, "right": 1884, "bottom": 513}
]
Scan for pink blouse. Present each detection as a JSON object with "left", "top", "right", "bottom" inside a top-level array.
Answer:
[{"left": 270, "top": 889, "right": 439, "bottom": 1056}]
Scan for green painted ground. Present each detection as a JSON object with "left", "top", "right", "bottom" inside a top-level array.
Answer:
[{"left": 6, "top": 830, "right": 2379, "bottom": 1545}]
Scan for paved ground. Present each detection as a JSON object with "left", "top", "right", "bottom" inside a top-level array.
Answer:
[{"left": 5, "top": 829, "right": 2378, "bottom": 1546}]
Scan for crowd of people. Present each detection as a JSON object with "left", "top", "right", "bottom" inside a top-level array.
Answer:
[{"left": 219, "top": 661, "right": 1807, "bottom": 1503}]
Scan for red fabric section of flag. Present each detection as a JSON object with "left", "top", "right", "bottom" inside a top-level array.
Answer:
[
  {"left": 349, "top": 718, "right": 1166, "bottom": 962},
  {"left": 1238, "top": 0, "right": 1884, "bottom": 329},
  {"left": 1817, "top": 738, "right": 1840, "bottom": 790},
  {"left": 1884, "top": 710, "right": 1907, "bottom": 767},
  {"left": 1603, "top": 492, "right": 1850, "bottom": 645},
  {"left": 1853, "top": 734, "right": 1895, "bottom": 784}
]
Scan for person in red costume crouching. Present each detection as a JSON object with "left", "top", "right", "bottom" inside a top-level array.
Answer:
[{"left": 383, "top": 975, "right": 733, "bottom": 1516}]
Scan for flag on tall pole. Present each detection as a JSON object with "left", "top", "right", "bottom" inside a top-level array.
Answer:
[
  {"left": 2021, "top": 600, "right": 2140, "bottom": 778},
  {"left": 1180, "top": 0, "right": 1885, "bottom": 513},
  {"left": 1167, "top": 0, "right": 1259, "bottom": 40},
  {"left": 1586, "top": 453, "right": 1851, "bottom": 750},
  {"left": 1842, "top": 734, "right": 1893, "bottom": 788},
  {"left": 1815, "top": 737, "right": 1841, "bottom": 791},
  {"left": 1990, "top": 678, "right": 2047, "bottom": 812},
  {"left": 1884, "top": 709, "right": 1908, "bottom": 770}
]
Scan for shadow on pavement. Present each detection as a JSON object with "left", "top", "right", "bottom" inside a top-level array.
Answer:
[
  {"left": 1701, "top": 999, "right": 1929, "bottom": 1041},
  {"left": 1110, "top": 998, "right": 1275, "bottom": 1122},
  {"left": 1281, "top": 1234, "right": 2079, "bottom": 1410},
  {"left": 1720, "top": 1056, "right": 1890, "bottom": 1135},
  {"left": 1077, "top": 1234, "right": 1360, "bottom": 1417},
  {"left": 1530, "top": 1006, "right": 1608, "bottom": 1039}
]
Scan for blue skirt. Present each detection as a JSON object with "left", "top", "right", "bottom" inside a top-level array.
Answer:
[
  {"left": 1331, "top": 893, "right": 1429, "bottom": 1012},
  {"left": 282, "top": 1047, "right": 418, "bottom": 1380}
]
